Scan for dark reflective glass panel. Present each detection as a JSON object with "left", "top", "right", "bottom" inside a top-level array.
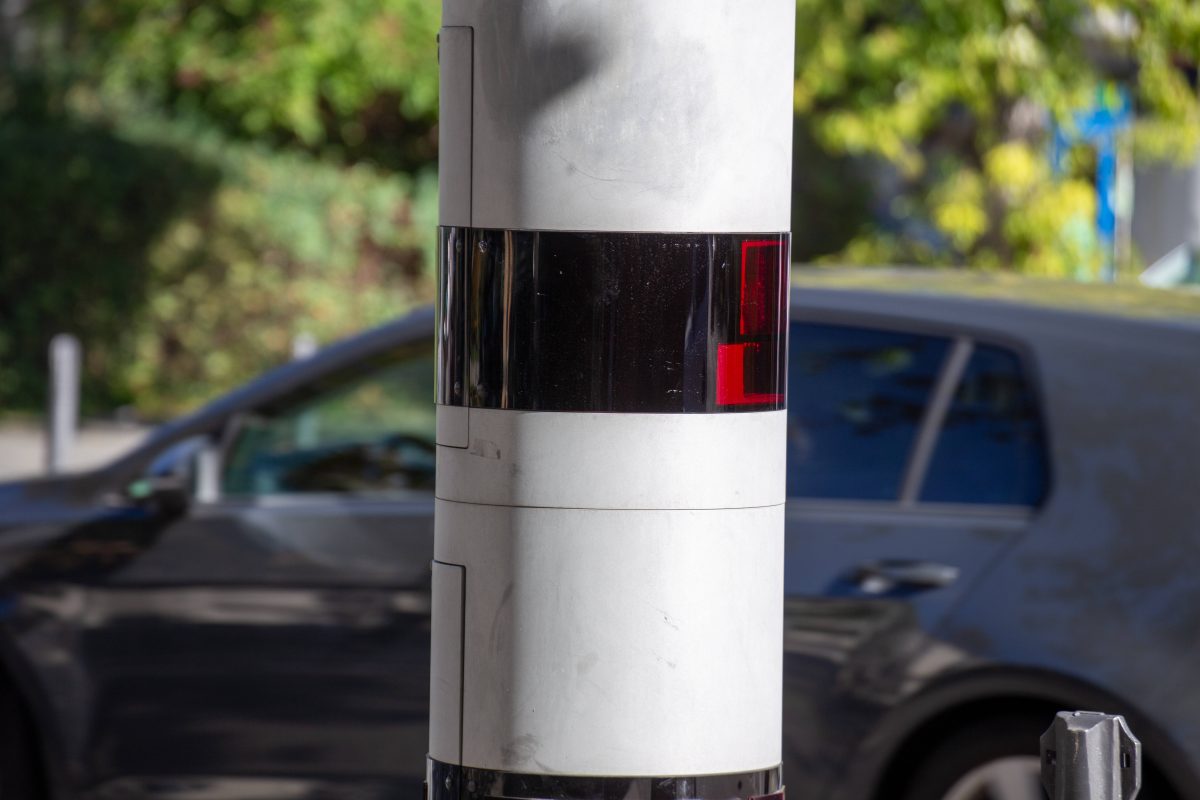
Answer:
[
  {"left": 786, "top": 322, "right": 949, "bottom": 500},
  {"left": 436, "top": 228, "right": 467, "bottom": 406},
  {"left": 920, "top": 344, "right": 1049, "bottom": 506},
  {"left": 428, "top": 759, "right": 780, "bottom": 800},
  {"left": 440, "top": 228, "right": 787, "bottom": 413}
]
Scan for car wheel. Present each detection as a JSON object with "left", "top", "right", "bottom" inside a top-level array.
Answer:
[
  {"left": 0, "top": 685, "right": 42, "bottom": 798},
  {"left": 895, "top": 714, "right": 1177, "bottom": 800},
  {"left": 937, "top": 756, "right": 1041, "bottom": 800},
  {"left": 889, "top": 714, "right": 1038, "bottom": 800}
]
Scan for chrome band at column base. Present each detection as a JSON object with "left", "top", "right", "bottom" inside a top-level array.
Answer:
[{"left": 428, "top": 759, "right": 783, "bottom": 800}]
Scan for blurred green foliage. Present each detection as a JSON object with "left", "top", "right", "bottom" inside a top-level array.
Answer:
[
  {"left": 792, "top": 0, "right": 1200, "bottom": 276},
  {"left": 2, "top": 2, "right": 439, "bottom": 418},
  {"left": 42, "top": 0, "right": 442, "bottom": 169},
  {"left": 1, "top": 0, "right": 1198, "bottom": 418},
  {"left": 111, "top": 111, "right": 438, "bottom": 418},
  {"left": 0, "top": 77, "right": 218, "bottom": 415}
]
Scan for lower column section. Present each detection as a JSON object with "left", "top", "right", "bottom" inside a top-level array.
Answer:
[{"left": 432, "top": 500, "right": 784, "bottom": 778}]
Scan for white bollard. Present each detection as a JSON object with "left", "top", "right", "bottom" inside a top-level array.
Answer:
[
  {"left": 292, "top": 331, "right": 318, "bottom": 361},
  {"left": 46, "top": 333, "right": 81, "bottom": 475}
]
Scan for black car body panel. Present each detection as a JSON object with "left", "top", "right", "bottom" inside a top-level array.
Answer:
[{"left": 1, "top": 277, "right": 1198, "bottom": 799}]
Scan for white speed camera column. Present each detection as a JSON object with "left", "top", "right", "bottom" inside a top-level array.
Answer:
[{"left": 430, "top": 3, "right": 794, "bottom": 800}]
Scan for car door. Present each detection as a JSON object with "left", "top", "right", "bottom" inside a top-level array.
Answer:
[
  {"left": 779, "top": 313, "right": 1051, "bottom": 797},
  {"left": 72, "top": 340, "right": 438, "bottom": 796}
]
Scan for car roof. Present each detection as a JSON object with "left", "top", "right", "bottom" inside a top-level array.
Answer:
[
  {"left": 104, "top": 269, "right": 1200, "bottom": 480},
  {"left": 792, "top": 267, "right": 1200, "bottom": 332}
]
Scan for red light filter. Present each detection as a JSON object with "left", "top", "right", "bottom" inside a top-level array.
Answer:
[
  {"left": 739, "top": 240, "right": 784, "bottom": 337},
  {"left": 717, "top": 343, "right": 784, "bottom": 407}
]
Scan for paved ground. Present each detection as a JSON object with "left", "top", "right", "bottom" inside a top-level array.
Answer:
[{"left": 0, "top": 420, "right": 150, "bottom": 480}]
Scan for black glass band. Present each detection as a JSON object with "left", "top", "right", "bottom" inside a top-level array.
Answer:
[
  {"left": 428, "top": 758, "right": 783, "bottom": 800},
  {"left": 437, "top": 228, "right": 789, "bottom": 414}
]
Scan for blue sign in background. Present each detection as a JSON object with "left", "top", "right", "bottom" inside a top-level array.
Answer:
[{"left": 1051, "top": 84, "right": 1133, "bottom": 281}]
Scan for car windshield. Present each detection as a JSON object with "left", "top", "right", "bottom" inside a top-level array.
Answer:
[{"left": 221, "top": 344, "right": 436, "bottom": 496}]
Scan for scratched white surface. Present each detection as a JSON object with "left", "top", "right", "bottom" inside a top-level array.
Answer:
[{"left": 442, "top": 0, "right": 796, "bottom": 233}]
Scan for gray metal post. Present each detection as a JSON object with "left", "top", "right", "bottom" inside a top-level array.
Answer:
[
  {"left": 46, "top": 333, "right": 81, "bottom": 475},
  {"left": 1041, "top": 711, "right": 1141, "bottom": 800}
]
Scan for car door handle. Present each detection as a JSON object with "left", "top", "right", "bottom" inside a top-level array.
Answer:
[{"left": 848, "top": 560, "right": 960, "bottom": 594}]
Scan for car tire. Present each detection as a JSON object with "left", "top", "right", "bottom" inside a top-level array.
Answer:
[
  {"left": 895, "top": 714, "right": 1178, "bottom": 800},
  {"left": 0, "top": 685, "right": 42, "bottom": 799}
]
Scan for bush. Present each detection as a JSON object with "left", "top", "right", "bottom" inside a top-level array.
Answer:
[
  {"left": 0, "top": 79, "right": 437, "bottom": 418},
  {"left": 39, "top": 0, "right": 441, "bottom": 171}
]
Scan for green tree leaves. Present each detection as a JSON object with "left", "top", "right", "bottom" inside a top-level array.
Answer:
[
  {"left": 62, "top": 0, "right": 441, "bottom": 169},
  {"left": 2, "top": 1, "right": 443, "bottom": 416},
  {"left": 792, "top": 0, "right": 1200, "bottom": 275}
]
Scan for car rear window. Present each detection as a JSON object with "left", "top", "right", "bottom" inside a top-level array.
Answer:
[
  {"left": 786, "top": 322, "right": 950, "bottom": 500},
  {"left": 920, "top": 343, "right": 1048, "bottom": 506}
]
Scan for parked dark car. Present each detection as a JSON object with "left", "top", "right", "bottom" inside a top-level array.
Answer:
[{"left": 1, "top": 270, "right": 1198, "bottom": 800}]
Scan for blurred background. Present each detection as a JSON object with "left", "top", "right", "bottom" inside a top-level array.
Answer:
[{"left": 0, "top": 0, "right": 1198, "bottom": 473}]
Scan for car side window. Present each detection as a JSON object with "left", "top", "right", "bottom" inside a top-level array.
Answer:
[
  {"left": 787, "top": 322, "right": 950, "bottom": 501},
  {"left": 221, "top": 343, "right": 435, "bottom": 497},
  {"left": 920, "top": 343, "right": 1048, "bottom": 506}
]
